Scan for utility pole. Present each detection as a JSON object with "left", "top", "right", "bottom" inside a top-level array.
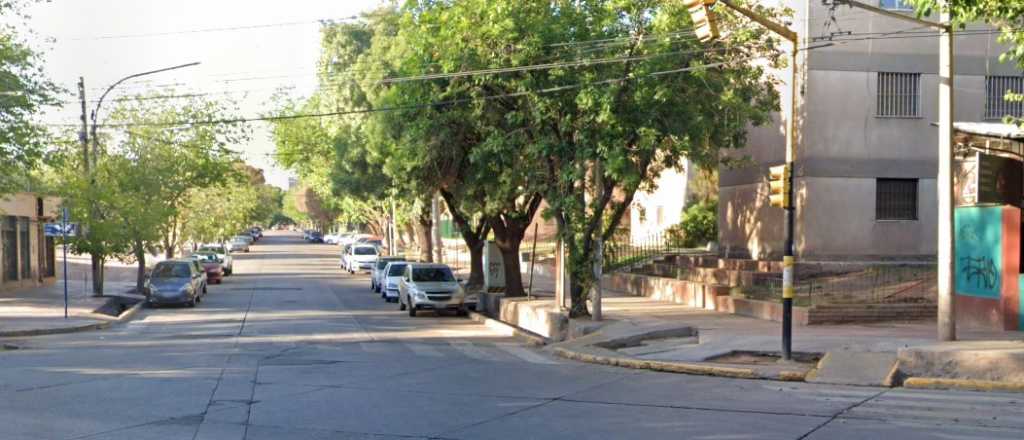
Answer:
[
  {"left": 77, "top": 78, "right": 89, "bottom": 172},
  {"left": 688, "top": 0, "right": 800, "bottom": 360},
  {"left": 592, "top": 159, "right": 604, "bottom": 321},
  {"left": 937, "top": 6, "right": 956, "bottom": 341},
  {"left": 827, "top": 0, "right": 956, "bottom": 340}
]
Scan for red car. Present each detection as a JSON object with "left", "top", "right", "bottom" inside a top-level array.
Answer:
[{"left": 192, "top": 252, "right": 225, "bottom": 284}]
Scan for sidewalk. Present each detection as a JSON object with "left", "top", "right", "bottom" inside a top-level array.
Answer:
[
  {"left": 498, "top": 269, "right": 1024, "bottom": 389},
  {"left": 0, "top": 256, "right": 143, "bottom": 337}
]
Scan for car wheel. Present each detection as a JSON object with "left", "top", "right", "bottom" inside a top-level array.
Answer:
[{"left": 187, "top": 297, "right": 197, "bottom": 307}]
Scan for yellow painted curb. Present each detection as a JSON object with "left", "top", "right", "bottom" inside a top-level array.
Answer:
[
  {"left": 903, "top": 377, "right": 1024, "bottom": 393},
  {"left": 551, "top": 347, "right": 759, "bottom": 379},
  {"left": 778, "top": 370, "right": 807, "bottom": 382}
]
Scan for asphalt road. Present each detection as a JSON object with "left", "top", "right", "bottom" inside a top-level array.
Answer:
[{"left": 1, "top": 231, "right": 1022, "bottom": 440}]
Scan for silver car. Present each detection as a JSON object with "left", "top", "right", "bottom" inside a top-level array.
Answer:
[
  {"left": 380, "top": 261, "right": 409, "bottom": 302},
  {"left": 229, "top": 236, "right": 250, "bottom": 253},
  {"left": 145, "top": 260, "right": 206, "bottom": 307},
  {"left": 371, "top": 256, "right": 405, "bottom": 292},
  {"left": 398, "top": 263, "right": 467, "bottom": 316}
]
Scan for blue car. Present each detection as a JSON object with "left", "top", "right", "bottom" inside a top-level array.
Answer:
[{"left": 145, "top": 260, "right": 206, "bottom": 307}]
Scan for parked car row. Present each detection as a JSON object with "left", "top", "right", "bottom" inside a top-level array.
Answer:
[
  {"left": 143, "top": 227, "right": 261, "bottom": 307},
  {"left": 346, "top": 253, "right": 475, "bottom": 317}
]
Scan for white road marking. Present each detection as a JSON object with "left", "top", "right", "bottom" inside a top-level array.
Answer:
[
  {"left": 448, "top": 341, "right": 500, "bottom": 361},
  {"left": 403, "top": 342, "right": 444, "bottom": 357},
  {"left": 495, "top": 343, "right": 560, "bottom": 364}
]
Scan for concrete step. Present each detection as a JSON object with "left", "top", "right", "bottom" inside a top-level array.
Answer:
[{"left": 808, "top": 351, "right": 900, "bottom": 387}]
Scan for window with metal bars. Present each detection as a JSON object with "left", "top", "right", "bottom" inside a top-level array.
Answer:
[
  {"left": 985, "top": 76, "right": 1024, "bottom": 120},
  {"left": 877, "top": 72, "right": 921, "bottom": 118},
  {"left": 876, "top": 179, "right": 918, "bottom": 221}
]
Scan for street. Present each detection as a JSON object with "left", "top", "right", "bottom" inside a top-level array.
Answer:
[{"left": 0, "top": 231, "right": 1017, "bottom": 439}]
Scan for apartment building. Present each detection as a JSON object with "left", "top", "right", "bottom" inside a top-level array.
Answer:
[{"left": 719, "top": 0, "right": 1021, "bottom": 260}]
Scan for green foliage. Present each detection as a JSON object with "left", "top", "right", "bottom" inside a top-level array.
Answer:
[
  {"left": 667, "top": 200, "right": 718, "bottom": 248},
  {"left": 0, "top": 0, "right": 62, "bottom": 194},
  {"left": 53, "top": 93, "right": 249, "bottom": 291}
]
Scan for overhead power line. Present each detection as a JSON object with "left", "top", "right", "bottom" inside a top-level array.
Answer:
[
  {"left": 67, "top": 15, "right": 359, "bottom": 41},
  {"left": 80, "top": 54, "right": 770, "bottom": 129}
]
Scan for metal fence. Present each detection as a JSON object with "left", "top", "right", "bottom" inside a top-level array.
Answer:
[
  {"left": 604, "top": 231, "right": 679, "bottom": 272},
  {"left": 735, "top": 264, "right": 937, "bottom": 307}
]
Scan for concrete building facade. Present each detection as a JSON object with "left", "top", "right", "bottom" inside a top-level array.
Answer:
[
  {"left": 0, "top": 193, "right": 60, "bottom": 292},
  {"left": 629, "top": 159, "right": 692, "bottom": 245},
  {"left": 719, "top": 0, "right": 1021, "bottom": 261}
]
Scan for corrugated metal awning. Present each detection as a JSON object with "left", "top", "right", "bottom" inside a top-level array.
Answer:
[{"left": 953, "top": 122, "right": 1024, "bottom": 140}]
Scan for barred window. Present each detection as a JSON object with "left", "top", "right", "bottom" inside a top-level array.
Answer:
[
  {"left": 985, "top": 76, "right": 1024, "bottom": 120},
  {"left": 879, "top": 0, "right": 913, "bottom": 10},
  {"left": 877, "top": 72, "right": 921, "bottom": 118},
  {"left": 876, "top": 179, "right": 918, "bottom": 221}
]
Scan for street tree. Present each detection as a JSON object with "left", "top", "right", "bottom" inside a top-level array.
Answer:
[
  {"left": 0, "top": 0, "right": 61, "bottom": 193},
  {"left": 60, "top": 93, "right": 247, "bottom": 293}
]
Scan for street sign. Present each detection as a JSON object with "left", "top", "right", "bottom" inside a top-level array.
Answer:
[{"left": 45, "top": 223, "right": 78, "bottom": 237}]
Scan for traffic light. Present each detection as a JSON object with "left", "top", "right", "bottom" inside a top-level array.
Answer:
[
  {"left": 683, "top": 0, "right": 720, "bottom": 43},
  {"left": 768, "top": 164, "right": 790, "bottom": 208}
]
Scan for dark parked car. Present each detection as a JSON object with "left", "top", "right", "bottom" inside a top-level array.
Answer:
[
  {"left": 190, "top": 251, "right": 225, "bottom": 285},
  {"left": 145, "top": 260, "right": 206, "bottom": 307},
  {"left": 308, "top": 231, "right": 324, "bottom": 243}
]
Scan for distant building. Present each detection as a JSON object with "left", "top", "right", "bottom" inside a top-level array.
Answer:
[
  {"left": 629, "top": 159, "right": 691, "bottom": 245},
  {"left": 718, "top": 0, "right": 1020, "bottom": 261},
  {"left": 1, "top": 193, "right": 61, "bottom": 292}
]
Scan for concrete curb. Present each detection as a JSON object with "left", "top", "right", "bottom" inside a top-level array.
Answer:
[
  {"left": 551, "top": 346, "right": 809, "bottom": 381},
  {"left": 903, "top": 377, "right": 1024, "bottom": 393},
  {"left": 467, "top": 310, "right": 549, "bottom": 346},
  {"left": 0, "top": 299, "right": 144, "bottom": 338}
]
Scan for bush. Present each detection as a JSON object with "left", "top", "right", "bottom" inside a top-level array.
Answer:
[{"left": 666, "top": 200, "right": 718, "bottom": 248}]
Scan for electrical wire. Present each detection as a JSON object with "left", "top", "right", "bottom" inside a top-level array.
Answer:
[
  {"left": 66, "top": 15, "right": 359, "bottom": 41},
  {"left": 72, "top": 53, "right": 769, "bottom": 129}
]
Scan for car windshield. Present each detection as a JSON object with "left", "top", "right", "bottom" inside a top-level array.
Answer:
[
  {"left": 387, "top": 263, "right": 407, "bottom": 276},
  {"left": 354, "top": 247, "right": 377, "bottom": 256},
  {"left": 195, "top": 253, "right": 221, "bottom": 263},
  {"left": 152, "top": 263, "right": 190, "bottom": 278},
  {"left": 232, "top": 237, "right": 247, "bottom": 242},
  {"left": 412, "top": 267, "right": 455, "bottom": 282},
  {"left": 199, "top": 246, "right": 224, "bottom": 254},
  {"left": 376, "top": 260, "right": 391, "bottom": 269}
]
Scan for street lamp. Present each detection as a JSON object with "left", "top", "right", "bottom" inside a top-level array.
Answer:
[
  {"left": 88, "top": 61, "right": 201, "bottom": 163},
  {"left": 81, "top": 61, "right": 200, "bottom": 296}
]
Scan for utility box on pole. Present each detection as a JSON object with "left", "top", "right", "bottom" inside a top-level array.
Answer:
[{"left": 483, "top": 241, "right": 505, "bottom": 293}]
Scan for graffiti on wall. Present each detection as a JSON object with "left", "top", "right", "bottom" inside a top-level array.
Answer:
[
  {"left": 960, "top": 255, "right": 998, "bottom": 291},
  {"left": 954, "top": 207, "right": 1003, "bottom": 299}
]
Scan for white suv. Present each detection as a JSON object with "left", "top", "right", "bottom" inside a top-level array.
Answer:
[
  {"left": 398, "top": 263, "right": 467, "bottom": 316},
  {"left": 345, "top": 245, "right": 379, "bottom": 273}
]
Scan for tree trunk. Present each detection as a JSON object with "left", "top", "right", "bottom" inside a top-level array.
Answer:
[
  {"left": 467, "top": 244, "right": 484, "bottom": 289},
  {"left": 135, "top": 243, "right": 147, "bottom": 294},
  {"left": 415, "top": 211, "right": 433, "bottom": 262},
  {"left": 439, "top": 190, "right": 489, "bottom": 291},
  {"left": 498, "top": 242, "right": 524, "bottom": 297},
  {"left": 491, "top": 218, "right": 529, "bottom": 297},
  {"left": 91, "top": 254, "right": 104, "bottom": 296}
]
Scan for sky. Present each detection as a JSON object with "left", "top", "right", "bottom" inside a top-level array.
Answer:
[{"left": 17, "top": 0, "right": 383, "bottom": 189}]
